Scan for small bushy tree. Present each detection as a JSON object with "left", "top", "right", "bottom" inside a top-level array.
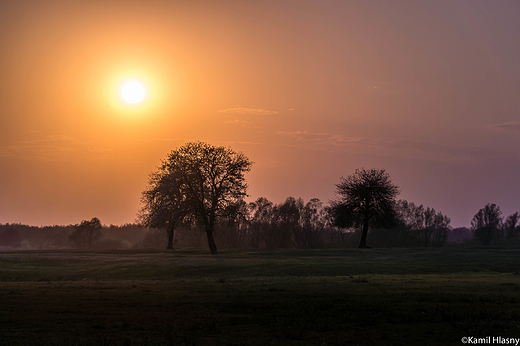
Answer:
[
  {"left": 69, "top": 217, "right": 103, "bottom": 249},
  {"left": 471, "top": 203, "right": 503, "bottom": 245},
  {"left": 329, "top": 168, "right": 400, "bottom": 248}
]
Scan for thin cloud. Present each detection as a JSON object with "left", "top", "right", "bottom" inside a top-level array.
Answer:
[
  {"left": 366, "top": 81, "right": 425, "bottom": 95},
  {"left": 386, "top": 140, "right": 493, "bottom": 157},
  {"left": 219, "top": 107, "right": 278, "bottom": 115},
  {"left": 277, "top": 130, "right": 494, "bottom": 159},
  {"left": 226, "top": 119, "right": 252, "bottom": 127},
  {"left": 0, "top": 136, "right": 111, "bottom": 161},
  {"left": 490, "top": 121, "right": 520, "bottom": 132},
  {"left": 277, "top": 130, "right": 365, "bottom": 145}
]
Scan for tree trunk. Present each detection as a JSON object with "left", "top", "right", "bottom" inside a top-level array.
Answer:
[
  {"left": 166, "top": 223, "right": 175, "bottom": 250},
  {"left": 206, "top": 212, "right": 218, "bottom": 254},
  {"left": 359, "top": 214, "right": 370, "bottom": 248},
  {"left": 206, "top": 226, "right": 218, "bottom": 254}
]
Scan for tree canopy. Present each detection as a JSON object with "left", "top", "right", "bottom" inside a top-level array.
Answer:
[{"left": 329, "top": 168, "right": 399, "bottom": 248}]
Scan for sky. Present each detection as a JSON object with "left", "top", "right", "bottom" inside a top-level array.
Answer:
[{"left": 0, "top": 0, "right": 519, "bottom": 228}]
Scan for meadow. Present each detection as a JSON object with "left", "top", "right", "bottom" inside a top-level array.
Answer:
[{"left": 1, "top": 248, "right": 519, "bottom": 345}]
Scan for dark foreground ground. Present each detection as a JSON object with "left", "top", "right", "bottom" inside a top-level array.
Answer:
[{"left": 1, "top": 248, "right": 519, "bottom": 345}]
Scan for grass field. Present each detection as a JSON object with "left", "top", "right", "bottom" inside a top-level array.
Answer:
[{"left": 1, "top": 248, "right": 520, "bottom": 345}]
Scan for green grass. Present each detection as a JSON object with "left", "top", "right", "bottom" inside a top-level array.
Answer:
[{"left": 1, "top": 248, "right": 519, "bottom": 345}]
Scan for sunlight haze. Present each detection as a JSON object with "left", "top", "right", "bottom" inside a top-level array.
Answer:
[{"left": 1, "top": 0, "right": 519, "bottom": 228}]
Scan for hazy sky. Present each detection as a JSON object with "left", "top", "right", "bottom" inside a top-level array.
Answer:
[{"left": 1, "top": 0, "right": 519, "bottom": 228}]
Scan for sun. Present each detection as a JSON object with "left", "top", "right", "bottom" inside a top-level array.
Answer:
[{"left": 121, "top": 81, "right": 145, "bottom": 104}]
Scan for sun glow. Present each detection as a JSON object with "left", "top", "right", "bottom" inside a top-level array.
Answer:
[
  {"left": 121, "top": 81, "right": 145, "bottom": 104},
  {"left": 101, "top": 60, "right": 178, "bottom": 119}
]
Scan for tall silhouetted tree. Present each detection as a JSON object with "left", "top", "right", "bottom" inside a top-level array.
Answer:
[
  {"left": 142, "top": 142, "right": 252, "bottom": 254},
  {"left": 249, "top": 197, "right": 274, "bottom": 248},
  {"left": 69, "top": 217, "right": 103, "bottom": 249},
  {"left": 430, "top": 211, "right": 451, "bottom": 247},
  {"left": 273, "top": 197, "right": 303, "bottom": 248},
  {"left": 329, "top": 168, "right": 399, "bottom": 248},
  {"left": 216, "top": 199, "right": 250, "bottom": 248},
  {"left": 471, "top": 203, "right": 503, "bottom": 245},
  {"left": 295, "top": 198, "right": 326, "bottom": 249}
]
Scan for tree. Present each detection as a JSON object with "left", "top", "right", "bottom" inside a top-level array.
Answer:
[
  {"left": 430, "top": 211, "right": 451, "bottom": 247},
  {"left": 295, "top": 198, "right": 326, "bottom": 249},
  {"left": 329, "top": 168, "right": 399, "bottom": 248},
  {"left": 471, "top": 203, "right": 503, "bottom": 245},
  {"left": 504, "top": 212, "right": 520, "bottom": 240},
  {"left": 138, "top": 167, "right": 188, "bottom": 250},
  {"left": 69, "top": 217, "right": 103, "bottom": 249},
  {"left": 271, "top": 197, "right": 303, "bottom": 248},
  {"left": 395, "top": 200, "right": 423, "bottom": 231},
  {"left": 394, "top": 200, "right": 451, "bottom": 247},
  {"left": 215, "top": 199, "right": 250, "bottom": 249},
  {"left": 249, "top": 197, "right": 274, "bottom": 248},
  {"left": 141, "top": 142, "right": 253, "bottom": 254}
]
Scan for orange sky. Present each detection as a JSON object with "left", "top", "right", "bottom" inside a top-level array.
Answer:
[{"left": 1, "top": 1, "right": 519, "bottom": 227}]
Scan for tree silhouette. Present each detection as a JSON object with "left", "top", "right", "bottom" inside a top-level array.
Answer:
[
  {"left": 504, "top": 212, "right": 520, "bottom": 240},
  {"left": 142, "top": 142, "right": 252, "bottom": 254},
  {"left": 471, "top": 203, "right": 503, "bottom": 245},
  {"left": 138, "top": 167, "right": 188, "bottom": 250},
  {"left": 249, "top": 197, "right": 274, "bottom": 248},
  {"left": 215, "top": 199, "right": 250, "bottom": 249},
  {"left": 329, "top": 168, "right": 399, "bottom": 248},
  {"left": 69, "top": 217, "right": 103, "bottom": 249},
  {"left": 295, "top": 198, "right": 326, "bottom": 249},
  {"left": 394, "top": 200, "right": 451, "bottom": 247},
  {"left": 273, "top": 197, "right": 303, "bottom": 248}
]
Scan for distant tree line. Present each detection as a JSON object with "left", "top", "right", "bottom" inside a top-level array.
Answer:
[
  {"left": 193, "top": 195, "right": 453, "bottom": 249},
  {"left": 0, "top": 222, "right": 148, "bottom": 250},
  {"left": 1, "top": 203, "right": 519, "bottom": 251}
]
